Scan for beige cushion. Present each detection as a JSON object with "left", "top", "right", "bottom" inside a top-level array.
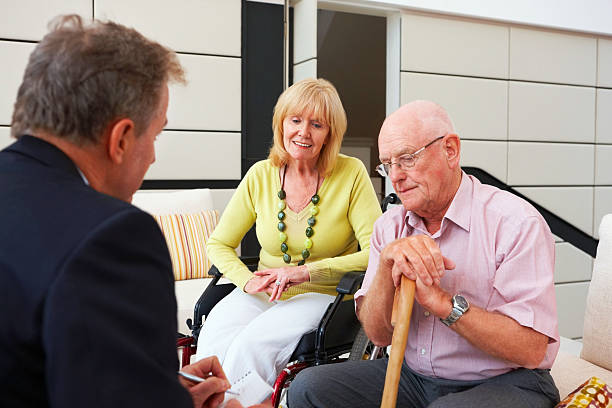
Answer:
[
  {"left": 552, "top": 351, "right": 612, "bottom": 399},
  {"left": 581, "top": 214, "right": 612, "bottom": 371},
  {"left": 132, "top": 188, "right": 214, "bottom": 214}
]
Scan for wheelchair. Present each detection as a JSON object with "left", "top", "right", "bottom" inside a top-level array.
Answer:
[{"left": 176, "top": 193, "right": 400, "bottom": 407}]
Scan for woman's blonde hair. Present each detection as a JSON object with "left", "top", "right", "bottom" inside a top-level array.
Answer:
[{"left": 268, "top": 78, "right": 347, "bottom": 177}]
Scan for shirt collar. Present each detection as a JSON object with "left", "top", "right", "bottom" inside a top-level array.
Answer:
[
  {"left": 443, "top": 171, "right": 472, "bottom": 232},
  {"left": 404, "top": 171, "right": 472, "bottom": 234},
  {"left": 76, "top": 166, "right": 90, "bottom": 185}
]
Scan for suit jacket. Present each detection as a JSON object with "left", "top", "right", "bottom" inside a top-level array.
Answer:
[{"left": 0, "top": 136, "right": 192, "bottom": 407}]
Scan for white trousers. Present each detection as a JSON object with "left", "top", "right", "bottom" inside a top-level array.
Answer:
[{"left": 195, "top": 288, "right": 334, "bottom": 396}]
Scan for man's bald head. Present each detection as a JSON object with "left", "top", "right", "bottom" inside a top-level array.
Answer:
[
  {"left": 378, "top": 100, "right": 462, "bottom": 229},
  {"left": 380, "top": 100, "right": 455, "bottom": 146}
]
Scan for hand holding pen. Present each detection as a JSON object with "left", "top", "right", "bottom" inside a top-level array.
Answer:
[
  {"left": 178, "top": 356, "right": 233, "bottom": 408},
  {"left": 178, "top": 371, "right": 238, "bottom": 395}
]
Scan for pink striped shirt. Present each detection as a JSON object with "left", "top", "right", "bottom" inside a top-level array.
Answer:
[{"left": 355, "top": 173, "right": 559, "bottom": 380}]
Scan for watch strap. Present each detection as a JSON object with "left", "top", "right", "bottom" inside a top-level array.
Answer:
[
  {"left": 441, "top": 307, "right": 462, "bottom": 326},
  {"left": 440, "top": 294, "right": 469, "bottom": 327}
]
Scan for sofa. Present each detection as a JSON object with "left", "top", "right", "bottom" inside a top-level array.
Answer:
[
  {"left": 131, "top": 188, "right": 234, "bottom": 334},
  {"left": 550, "top": 214, "right": 612, "bottom": 400}
]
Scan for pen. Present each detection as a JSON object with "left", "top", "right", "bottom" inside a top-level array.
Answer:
[{"left": 177, "top": 371, "right": 239, "bottom": 395}]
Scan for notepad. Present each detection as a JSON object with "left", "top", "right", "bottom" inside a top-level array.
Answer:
[{"left": 221, "top": 370, "right": 273, "bottom": 407}]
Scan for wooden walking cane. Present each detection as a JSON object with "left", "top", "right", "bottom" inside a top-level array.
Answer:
[{"left": 380, "top": 275, "right": 416, "bottom": 408}]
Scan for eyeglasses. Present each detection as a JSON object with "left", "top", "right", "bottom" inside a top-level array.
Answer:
[{"left": 375, "top": 135, "right": 446, "bottom": 177}]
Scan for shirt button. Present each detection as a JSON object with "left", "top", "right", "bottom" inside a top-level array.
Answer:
[
  {"left": 424, "top": 311, "right": 430, "bottom": 317},
  {"left": 420, "top": 348, "right": 426, "bottom": 355}
]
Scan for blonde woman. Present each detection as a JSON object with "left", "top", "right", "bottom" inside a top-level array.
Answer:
[{"left": 195, "top": 78, "right": 381, "bottom": 403}]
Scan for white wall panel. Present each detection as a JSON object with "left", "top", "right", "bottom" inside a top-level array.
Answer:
[
  {"left": 293, "top": 59, "right": 317, "bottom": 83},
  {"left": 167, "top": 55, "right": 240, "bottom": 131},
  {"left": 515, "top": 187, "right": 594, "bottom": 235},
  {"left": 595, "top": 145, "right": 612, "bottom": 185},
  {"left": 594, "top": 187, "right": 612, "bottom": 239},
  {"left": 554, "top": 242, "right": 593, "bottom": 283},
  {"left": 509, "top": 27, "right": 597, "bottom": 86},
  {"left": 0, "top": 127, "right": 12, "bottom": 150},
  {"left": 95, "top": 0, "right": 241, "bottom": 56},
  {"left": 596, "top": 89, "right": 612, "bottom": 144},
  {"left": 0, "top": 42, "right": 36, "bottom": 126},
  {"left": 598, "top": 38, "right": 612, "bottom": 87},
  {"left": 401, "top": 13, "right": 508, "bottom": 79},
  {"left": 556, "top": 282, "right": 590, "bottom": 339},
  {"left": 508, "top": 142, "right": 594, "bottom": 186},
  {"left": 293, "top": 0, "right": 317, "bottom": 64},
  {"left": 401, "top": 73, "right": 507, "bottom": 141},
  {"left": 0, "top": 0, "right": 91, "bottom": 41},
  {"left": 460, "top": 140, "right": 507, "bottom": 183},
  {"left": 508, "top": 82, "right": 595, "bottom": 143},
  {"left": 145, "top": 131, "right": 241, "bottom": 180}
]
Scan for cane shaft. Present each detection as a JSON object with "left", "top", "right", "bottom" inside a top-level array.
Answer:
[{"left": 380, "top": 276, "right": 415, "bottom": 408}]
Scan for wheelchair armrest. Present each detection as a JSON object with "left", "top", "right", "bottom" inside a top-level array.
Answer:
[
  {"left": 208, "top": 264, "right": 223, "bottom": 279},
  {"left": 335, "top": 271, "right": 365, "bottom": 295},
  {"left": 311, "top": 271, "right": 365, "bottom": 364}
]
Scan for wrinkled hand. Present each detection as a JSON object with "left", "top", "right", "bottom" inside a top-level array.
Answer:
[
  {"left": 244, "top": 275, "right": 277, "bottom": 295},
  {"left": 253, "top": 265, "right": 310, "bottom": 301},
  {"left": 179, "top": 356, "right": 230, "bottom": 408},
  {"left": 381, "top": 235, "right": 454, "bottom": 287},
  {"left": 381, "top": 236, "right": 456, "bottom": 317}
]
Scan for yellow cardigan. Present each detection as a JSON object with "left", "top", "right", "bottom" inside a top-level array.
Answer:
[{"left": 206, "top": 154, "right": 382, "bottom": 299}]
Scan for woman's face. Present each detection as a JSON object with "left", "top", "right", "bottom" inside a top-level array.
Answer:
[{"left": 282, "top": 111, "right": 330, "bottom": 166}]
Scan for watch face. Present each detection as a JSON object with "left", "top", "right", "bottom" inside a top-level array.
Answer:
[{"left": 454, "top": 295, "right": 469, "bottom": 311}]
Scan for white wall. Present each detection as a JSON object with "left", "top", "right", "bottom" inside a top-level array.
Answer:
[
  {"left": 0, "top": 0, "right": 242, "bottom": 185},
  {"left": 327, "top": 0, "right": 612, "bottom": 36},
  {"left": 399, "top": 11, "right": 611, "bottom": 339}
]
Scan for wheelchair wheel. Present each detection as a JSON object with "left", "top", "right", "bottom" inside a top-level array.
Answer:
[
  {"left": 348, "top": 327, "right": 388, "bottom": 361},
  {"left": 348, "top": 327, "right": 370, "bottom": 360}
]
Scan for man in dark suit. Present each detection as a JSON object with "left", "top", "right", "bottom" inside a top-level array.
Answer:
[{"left": 0, "top": 15, "right": 237, "bottom": 408}]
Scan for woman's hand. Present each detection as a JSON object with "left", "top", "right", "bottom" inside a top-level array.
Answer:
[
  {"left": 254, "top": 265, "right": 310, "bottom": 301},
  {"left": 244, "top": 274, "right": 277, "bottom": 295},
  {"left": 179, "top": 356, "right": 230, "bottom": 408}
]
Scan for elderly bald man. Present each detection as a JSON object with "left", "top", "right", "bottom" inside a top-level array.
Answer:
[{"left": 288, "top": 101, "right": 560, "bottom": 408}]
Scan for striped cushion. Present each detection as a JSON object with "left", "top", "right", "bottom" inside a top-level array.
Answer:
[{"left": 153, "top": 210, "right": 219, "bottom": 281}]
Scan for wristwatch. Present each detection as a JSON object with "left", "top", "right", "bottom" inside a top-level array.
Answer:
[{"left": 440, "top": 294, "right": 470, "bottom": 327}]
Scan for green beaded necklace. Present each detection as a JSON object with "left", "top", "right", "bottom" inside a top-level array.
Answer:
[{"left": 277, "top": 165, "right": 320, "bottom": 266}]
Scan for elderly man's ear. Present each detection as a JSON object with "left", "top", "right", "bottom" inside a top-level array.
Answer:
[
  {"left": 106, "top": 118, "right": 136, "bottom": 165},
  {"left": 443, "top": 133, "right": 461, "bottom": 167}
]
